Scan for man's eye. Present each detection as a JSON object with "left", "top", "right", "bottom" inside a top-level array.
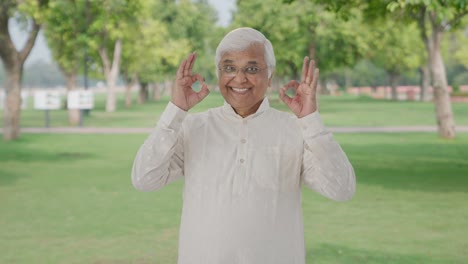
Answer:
[
  {"left": 245, "top": 67, "right": 259, "bottom": 74},
  {"left": 223, "top": 66, "right": 237, "bottom": 73}
]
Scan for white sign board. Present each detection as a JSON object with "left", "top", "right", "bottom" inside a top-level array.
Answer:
[
  {"left": 34, "top": 91, "right": 62, "bottom": 110},
  {"left": 0, "top": 91, "right": 29, "bottom": 110},
  {"left": 68, "top": 90, "right": 94, "bottom": 109}
]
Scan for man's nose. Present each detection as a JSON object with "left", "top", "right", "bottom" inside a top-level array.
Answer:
[{"left": 233, "top": 69, "right": 247, "bottom": 82}]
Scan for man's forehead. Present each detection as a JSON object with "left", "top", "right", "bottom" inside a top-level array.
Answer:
[{"left": 220, "top": 45, "right": 265, "bottom": 65}]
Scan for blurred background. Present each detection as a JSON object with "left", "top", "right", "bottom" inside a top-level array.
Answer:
[{"left": 1, "top": 0, "right": 468, "bottom": 263}]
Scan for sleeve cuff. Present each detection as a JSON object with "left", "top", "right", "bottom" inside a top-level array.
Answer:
[
  {"left": 158, "top": 102, "right": 188, "bottom": 130},
  {"left": 297, "top": 111, "right": 327, "bottom": 138}
]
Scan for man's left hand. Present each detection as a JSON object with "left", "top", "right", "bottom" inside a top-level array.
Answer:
[{"left": 279, "top": 57, "right": 319, "bottom": 118}]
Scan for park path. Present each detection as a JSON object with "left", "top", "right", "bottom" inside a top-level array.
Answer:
[{"left": 2, "top": 126, "right": 468, "bottom": 134}]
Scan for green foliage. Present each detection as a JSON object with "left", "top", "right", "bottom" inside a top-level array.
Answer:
[
  {"left": 233, "top": 0, "right": 369, "bottom": 78},
  {"left": 43, "top": 0, "right": 144, "bottom": 81},
  {"left": 16, "top": 0, "right": 50, "bottom": 23},
  {"left": 450, "top": 28, "right": 468, "bottom": 69},
  {"left": 118, "top": 0, "right": 221, "bottom": 85},
  {"left": 368, "top": 19, "right": 423, "bottom": 76},
  {"left": 388, "top": 0, "right": 468, "bottom": 29},
  {"left": 44, "top": 0, "right": 87, "bottom": 75}
]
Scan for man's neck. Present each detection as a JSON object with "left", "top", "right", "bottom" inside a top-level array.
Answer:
[{"left": 233, "top": 99, "right": 264, "bottom": 118}]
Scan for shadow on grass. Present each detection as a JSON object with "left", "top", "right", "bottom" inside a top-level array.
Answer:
[
  {"left": 0, "top": 169, "right": 27, "bottom": 186},
  {"left": 0, "top": 148, "right": 94, "bottom": 162},
  {"left": 0, "top": 143, "right": 95, "bottom": 186},
  {"left": 345, "top": 141, "right": 468, "bottom": 194},
  {"left": 307, "top": 243, "right": 454, "bottom": 264}
]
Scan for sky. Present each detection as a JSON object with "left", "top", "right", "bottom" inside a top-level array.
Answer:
[{"left": 10, "top": 0, "right": 235, "bottom": 66}]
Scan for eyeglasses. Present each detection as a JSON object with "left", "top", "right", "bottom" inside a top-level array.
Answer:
[{"left": 218, "top": 65, "right": 267, "bottom": 77}]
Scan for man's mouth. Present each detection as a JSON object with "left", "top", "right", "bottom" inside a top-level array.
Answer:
[{"left": 231, "top": 87, "right": 251, "bottom": 94}]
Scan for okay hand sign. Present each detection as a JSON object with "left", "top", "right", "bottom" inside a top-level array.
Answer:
[
  {"left": 171, "top": 53, "right": 210, "bottom": 111},
  {"left": 279, "top": 57, "right": 319, "bottom": 118}
]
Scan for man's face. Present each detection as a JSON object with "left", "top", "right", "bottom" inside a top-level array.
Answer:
[{"left": 217, "top": 43, "right": 271, "bottom": 117}]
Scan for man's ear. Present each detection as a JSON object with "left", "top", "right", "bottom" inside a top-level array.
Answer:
[{"left": 268, "top": 70, "right": 275, "bottom": 87}]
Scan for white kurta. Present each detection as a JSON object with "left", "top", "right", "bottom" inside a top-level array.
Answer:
[{"left": 132, "top": 98, "right": 355, "bottom": 264}]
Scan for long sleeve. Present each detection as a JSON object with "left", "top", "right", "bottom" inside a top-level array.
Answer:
[
  {"left": 298, "top": 112, "right": 356, "bottom": 201},
  {"left": 131, "top": 102, "right": 187, "bottom": 192}
]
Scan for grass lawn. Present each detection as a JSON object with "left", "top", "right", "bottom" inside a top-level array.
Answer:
[
  {"left": 1, "top": 133, "right": 467, "bottom": 263},
  {"left": 17, "top": 91, "right": 468, "bottom": 128}
]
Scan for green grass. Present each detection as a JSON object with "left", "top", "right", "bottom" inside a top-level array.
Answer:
[
  {"left": 1, "top": 133, "right": 467, "bottom": 263},
  {"left": 17, "top": 92, "right": 468, "bottom": 128}
]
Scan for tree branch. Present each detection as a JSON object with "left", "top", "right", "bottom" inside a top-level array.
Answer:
[
  {"left": 98, "top": 46, "right": 111, "bottom": 78},
  {"left": 417, "top": 6, "right": 429, "bottom": 45},
  {"left": 0, "top": 5, "right": 17, "bottom": 68},
  {"left": 110, "top": 39, "right": 122, "bottom": 79},
  {"left": 443, "top": 9, "right": 468, "bottom": 30},
  {"left": 18, "top": 19, "right": 41, "bottom": 63}
]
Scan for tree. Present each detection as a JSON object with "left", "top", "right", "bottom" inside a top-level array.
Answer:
[
  {"left": 233, "top": 0, "right": 369, "bottom": 93},
  {"left": 387, "top": 0, "right": 468, "bottom": 138},
  {"left": 119, "top": 0, "right": 192, "bottom": 105},
  {"left": 286, "top": 0, "right": 468, "bottom": 138},
  {"left": 44, "top": 0, "right": 87, "bottom": 125},
  {"left": 368, "top": 19, "right": 422, "bottom": 100},
  {"left": 85, "top": 0, "right": 142, "bottom": 112},
  {"left": 0, "top": 0, "right": 49, "bottom": 141},
  {"left": 154, "top": 0, "right": 221, "bottom": 93}
]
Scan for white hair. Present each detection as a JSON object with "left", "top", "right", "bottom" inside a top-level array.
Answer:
[{"left": 215, "top": 27, "right": 276, "bottom": 78}]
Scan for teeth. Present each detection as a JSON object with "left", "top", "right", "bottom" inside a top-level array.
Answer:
[{"left": 232, "top": 87, "right": 249, "bottom": 93}]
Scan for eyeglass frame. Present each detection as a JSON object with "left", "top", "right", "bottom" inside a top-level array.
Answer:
[{"left": 218, "top": 64, "right": 269, "bottom": 78}]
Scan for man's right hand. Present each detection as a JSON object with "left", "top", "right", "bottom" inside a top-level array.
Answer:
[{"left": 171, "top": 52, "right": 210, "bottom": 111}]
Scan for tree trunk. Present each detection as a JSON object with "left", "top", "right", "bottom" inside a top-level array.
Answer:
[
  {"left": 419, "top": 64, "right": 431, "bottom": 101},
  {"left": 344, "top": 68, "right": 352, "bottom": 90},
  {"left": 418, "top": 9, "right": 456, "bottom": 138},
  {"left": 429, "top": 29, "right": 455, "bottom": 138},
  {"left": 319, "top": 78, "right": 327, "bottom": 95},
  {"left": 64, "top": 72, "right": 80, "bottom": 126},
  {"left": 163, "top": 79, "right": 173, "bottom": 97},
  {"left": 98, "top": 39, "right": 122, "bottom": 113},
  {"left": 152, "top": 83, "right": 161, "bottom": 101},
  {"left": 0, "top": 14, "right": 41, "bottom": 141},
  {"left": 124, "top": 74, "right": 137, "bottom": 108},
  {"left": 389, "top": 72, "right": 400, "bottom": 101},
  {"left": 138, "top": 82, "right": 149, "bottom": 104},
  {"left": 3, "top": 65, "right": 22, "bottom": 140}
]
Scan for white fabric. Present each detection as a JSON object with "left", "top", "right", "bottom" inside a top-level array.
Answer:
[{"left": 132, "top": 98, "right": 356, "bottom": 264}]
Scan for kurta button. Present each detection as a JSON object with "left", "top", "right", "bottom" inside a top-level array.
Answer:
[
  {"left": 239, "top": 158, "right": 245, "bottom": 163},
  {"left": 241, "top": 139, "right": 246, "bottom": 144}
]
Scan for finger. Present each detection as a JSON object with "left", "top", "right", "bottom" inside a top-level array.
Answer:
[
  {"left": 183, "top": 53, "right": 193, "bottom": 77},
  {"left": 184, "top": 53, "right": 195, "bottom": 77},
  {"left": 177, "top": 58, "right": 188, "bottom": 80},
  {"left": 306, "top": 60, "right": 315, "bottom": 85},
  {"left": 197, "top": 82, "right": 210, "bottom": 101},
  {"left": 301, "top": 56, "right": 309, "bottom": 82},
  {"left": 187, "top": 52, "right": 197, "bottom": 76},
  {"left": 279, "top": 86, "right": 292, "bottom": 105},
  {"left": 310, "top": 68, "right": 319, "bottom": 95}
]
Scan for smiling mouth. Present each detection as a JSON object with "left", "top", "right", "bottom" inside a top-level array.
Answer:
[{"left": 231, "top": 87, "right": 251, "bottom": 94}]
